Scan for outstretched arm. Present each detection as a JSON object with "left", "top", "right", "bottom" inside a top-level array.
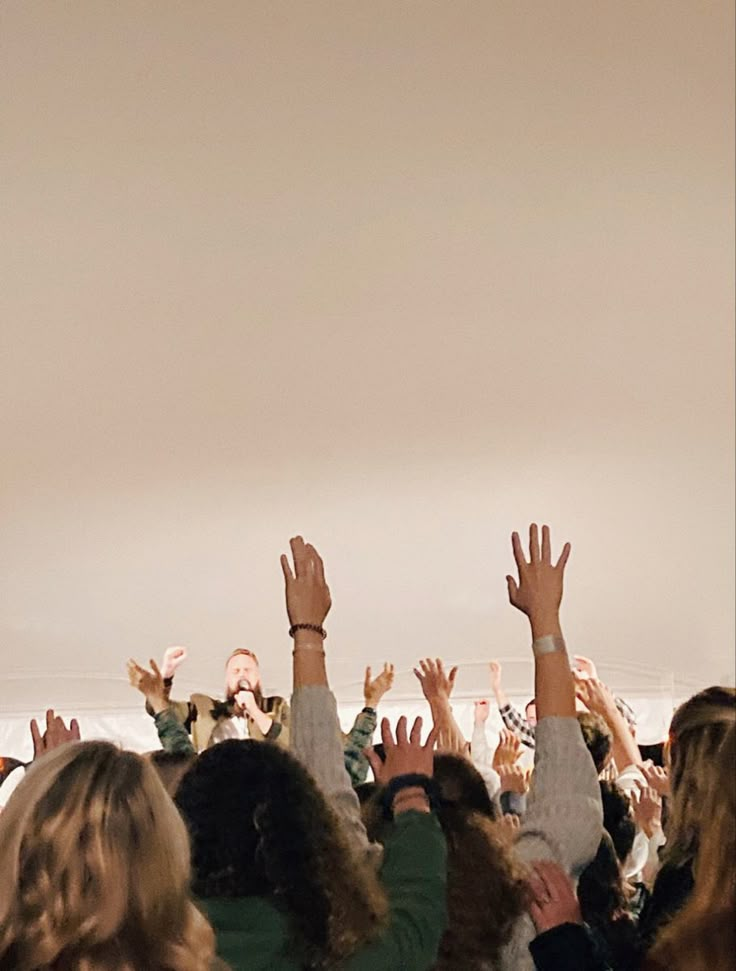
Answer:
[
  {"left": 414, "top": 658, "right": 467, "bottom": 753},
  {"left": 281, "top": 537, "right": 375, "bottom": 857},
  {"left": 127, "top": 658, "right": 195, "bottom": 755},
  {"left": 507, "top": 525, "right": 602, "bottom": 875}
]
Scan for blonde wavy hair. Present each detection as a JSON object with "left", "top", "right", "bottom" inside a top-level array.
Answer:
[
  {"left": 649, "top": 722, "right": 735, "bottom": 970},
  {"left": 0, "top": 740, "right": 216, "bottom": 971},
  {"left": 664, "top": 686, "right": 736, "bottom": 868}
]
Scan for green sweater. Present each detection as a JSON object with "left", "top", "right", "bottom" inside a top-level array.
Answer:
[{"left": 201, "top": 810, "right": 447, "bottom": 971}]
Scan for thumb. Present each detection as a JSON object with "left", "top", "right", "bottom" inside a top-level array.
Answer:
[{"left": 506, "top": 576, "right": 519, "bottom": 602}]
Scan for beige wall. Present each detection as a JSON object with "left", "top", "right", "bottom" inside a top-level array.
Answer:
[{"left": 1, "top": 1, "right": 733, "bottom": 713}]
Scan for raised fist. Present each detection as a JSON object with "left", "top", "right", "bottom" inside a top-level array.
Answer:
[{"left": 161, "top": 645, "right": 188, "bottom": 680}]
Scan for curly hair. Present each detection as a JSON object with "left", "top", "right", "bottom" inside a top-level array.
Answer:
[
  {"left": 577, "top": 711, "right": 613, "bottom": 774},
  {"left": 362, "top": 754, "right": 525, "bottom": 970},
  {"left": 0, "top": 741, "right": 214, "bottom": 971},
  {"left": 665, "top": 686, "right": 736, "bottom": 868},
  {"left": 174, "top": 739, "right": 387, "bottom": 966}
]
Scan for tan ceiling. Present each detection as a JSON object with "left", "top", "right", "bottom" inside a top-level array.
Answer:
[{"left": 1, "top": 0, "right": 734, "bottom": 713}]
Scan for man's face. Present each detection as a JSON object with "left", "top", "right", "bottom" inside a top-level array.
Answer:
[
  {"left": 525, "top": 701, "right": 537, "bottom": 727},
  {"left": 225, "top": 653, "right": 261, "bottom": 696}
]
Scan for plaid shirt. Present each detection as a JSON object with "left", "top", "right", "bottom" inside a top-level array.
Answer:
[
  {"left": 500, "top": 694, "right": 637, "bottom": 751},
  {"left": 343, "top": 707, "right": 377, "bottom": 786}
]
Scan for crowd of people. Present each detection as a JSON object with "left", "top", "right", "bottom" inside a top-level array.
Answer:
[{"left": 0, "top": 525, "right": 733, "bottom": 970}]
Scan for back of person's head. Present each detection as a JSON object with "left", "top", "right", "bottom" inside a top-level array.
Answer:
[
  {"left": 578, "top": 711, "right": 613, "bottom": 774},
  {"left": 433, "top": 752, "right": 496, "bottom": 818},
  {"left": 666, "top": 686, "right": 736, "bottom": 867},
  {"left": 599, "top": 780, "right": 636, "bottom": 864},
  {"left": 362, "top": 757, "right": 525, "bottom": 970},
  {"left": 578, "top": 831, "right": 638, "bottom": 968},
  {"left": 175, "top": 738, "right": 386, "bottom": 965},
  {"left": 0, "top": 740, "right": 213, "bottom": 971},
  {"left": 648, "top": 723, "right": 736, "bottom": 971},
  {"left": 149, "top": 750, "right": 196, "bottom": 796}
]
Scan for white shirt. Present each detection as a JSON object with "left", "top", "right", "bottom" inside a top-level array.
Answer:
[{"left": 210, "top": 713, "right": 252, "bottom": 744}]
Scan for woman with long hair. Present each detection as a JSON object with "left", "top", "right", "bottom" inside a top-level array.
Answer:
[
  {"left": 362, "top": 752, "right": 528, "bottom": 970},
  {"left": 644, "top": 721, "right": 736, "bottom": 971},
  {"left": 638, "top": 685, "right": 736, "bottom": 945},
  {"left": 0, "top": 740, "right": 215, "bottom": 971}
]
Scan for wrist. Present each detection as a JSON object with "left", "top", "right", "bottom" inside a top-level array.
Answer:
[
  {"left": 149, "top": 697, "right": 169, "bottom": 715},
  {"left": 292, "top": 629, "right": 326, "bottom": 652},
  {"left": 392, "top": 790, "right": 431, "bottom": 815},
  {"left": 529, "top": 612, "right": 562, "bottom": 641}
]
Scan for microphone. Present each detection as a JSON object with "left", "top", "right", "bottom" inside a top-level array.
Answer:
[{"left": 238, "top": 679, "right": 252, "bottom": 693}]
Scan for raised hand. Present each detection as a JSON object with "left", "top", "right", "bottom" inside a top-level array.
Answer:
[
  {"left": 413, "top": 658, "right": 458, "bottom": 705},
  {"left": 631, "top": 784, "right": 663, "bottom": 838},
  {"left": 492, "top": 727, "right": 522, "bottom": 770},
  {"left": 641, "top": 761, "right": 671, "bottom": 798},
  {"left": 572, "top": 654, "right": 598, "bottom": 680},
  {"left": 160, "top": 645, "right": 188, "bottom": 680},
  {"left": 30, "top": 709, "right": 81, "bottom": 759},
  {"left": 364, "top": 663, "right": 395, "bottom": 708},
  {"left": 507, "top": 524, "right": 570, "bottom": 639},
  {"left": 366, "top": 716, "right": 438, "bottom": 814},
  {"left": 127, "top": 657, "right": 168, "bottom": 714},
  {"left": 573, "top": 674, "right": 618, "bottom": 718},
  {"left": 280, "top": 536, "right": 332, "bottom": 629},
  {"left": 527, "top": 860, "right": 582, "bottom": 933},
  {"left": 497, "top": 763, "right": 531, "bottom": 794},
  {"left": 474, "top": 699, "right": 491, "bottom": 725}
]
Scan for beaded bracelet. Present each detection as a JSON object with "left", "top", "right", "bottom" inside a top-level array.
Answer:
[{"left": 289, "top": 623, "right": 327, "bottom": 639}]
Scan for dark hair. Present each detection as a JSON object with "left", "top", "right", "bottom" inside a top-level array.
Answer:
[
  {"left": 148, "top": 750, "right": 196, "bottom": 796},
  {"left": 524, "top": 699, "right": 536, "bottom": 715},
  {"left": 599, "top": 780, "right": 636, "bottom": 864},
  {"left": 578, "top": 832, "right": 638, "bottom": 968},
  {"left": 362, "top": 757, "right": 525, "bottom": 969},
  {"left": 354, "top": 781, "right": 379, "bottom": 806},
  {"left": 175, "top": 739, "right": 386, "bottom": 964},
  {"left": 578, "top": 711, "right": 613, "bottom": 774},
  {"left": 433, "top": 753, "right": 496, "bottom": 819}
]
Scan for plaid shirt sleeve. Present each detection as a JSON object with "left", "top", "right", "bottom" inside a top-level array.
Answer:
[
  {"left": 153, "top": 706, "right": 196, "bottom": 755},
  {"left": 499, "top": 702, "right": 537, "bottom": 749},
  {"left": 343, "top": 707, "right": 378, "bottom": 787}
]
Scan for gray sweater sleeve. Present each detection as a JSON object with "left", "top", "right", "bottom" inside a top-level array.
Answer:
[
  {"left": 291, "top": 684, "right": 380, "bottom": 864},
  {"left": 500, "top": 716, "right": 603, "bottom": 971},
  {"left": 515, "top": 716, "right": 602, "bottom": 873}
]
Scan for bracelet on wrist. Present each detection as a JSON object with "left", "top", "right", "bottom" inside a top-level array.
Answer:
[
  {"left": 532, "top": 634, "right": 567, "bottom": 658},
  {"left": 163, "top": 676, "right": 174, "bottom": 688},
  {"left": 381, "top": 773, "right": 440, "bottom": 819},
  {"left": 289, "top": 623, "right": 327, "bottom": 639}
]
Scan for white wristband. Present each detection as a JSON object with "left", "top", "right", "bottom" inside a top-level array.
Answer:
[{"left": 532, "top": 634, "right": 567, "bottom": 657}]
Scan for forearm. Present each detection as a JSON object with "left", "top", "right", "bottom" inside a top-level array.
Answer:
[
  {"left": 153, "top": 707, "right": 196, "bottom": 755},
  {"left": 429, "top": 697, "right": 467, "bottom": 753},
  {"left": 249, "top": 707, "right": 275, "bottom": 736},
  {"left": 292, "top": 630, "right": 328, "bottom": 686},
  {"left": 493, "top": 685, "right": 510, "bottom": 709},
  {"left": 530, "top": 610, "right": 575, "bottom": 720},
  {"left": 604, "top": 704, "right": 641, "bottom": 771}
]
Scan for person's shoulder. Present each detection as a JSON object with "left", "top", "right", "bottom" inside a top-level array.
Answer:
[{"left": 262, "top": 694, "right": 288, "bottom": 711}]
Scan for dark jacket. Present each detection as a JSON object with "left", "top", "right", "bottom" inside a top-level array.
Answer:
[{"left": 529, "top": 923, "right": 612, "bottom": 971}]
